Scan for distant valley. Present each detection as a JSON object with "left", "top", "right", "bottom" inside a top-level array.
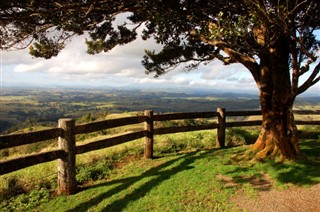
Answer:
[{"left": 1, "top": 87, "right": 319, "bottom": 134}]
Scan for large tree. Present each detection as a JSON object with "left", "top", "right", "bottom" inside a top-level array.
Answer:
[{"left": 1, "top": 0, "right": 319, "bottom": 160}]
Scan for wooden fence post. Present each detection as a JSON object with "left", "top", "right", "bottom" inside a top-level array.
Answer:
[
  {"left": 58, "top": 118, "right": 76, "bottom": 195},
  {"left": 144, "top": 110, "right": 154, "bottom": 159},
  {"left": 216, "top": 108, "right": 226, "bottom": 148}
]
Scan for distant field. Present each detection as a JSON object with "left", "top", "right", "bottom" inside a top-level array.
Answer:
[
  {"left": 161, "top": 96, "right": 223, "bottom": 101},
  {"left": 1, "top": 96, "right": 37, "bottom": 103},
  {"left": 1, "top": 87, "right": 319, "bottom": 134}
]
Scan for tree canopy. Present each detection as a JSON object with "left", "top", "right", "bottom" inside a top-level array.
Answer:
[
  {"left": 1, "top": 1, "right": 319, "bottom": 94},
  {"left": 1, "top": 0, "right": 320, "bottom": 160}
]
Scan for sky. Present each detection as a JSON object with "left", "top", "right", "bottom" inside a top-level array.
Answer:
[{"left": 1, "top": 33, "right": 319, "bottom": 96}]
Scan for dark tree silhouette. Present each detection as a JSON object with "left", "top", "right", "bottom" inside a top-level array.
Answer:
[{"left": 1, "top": 0, "right": 319, "bottom": 160}]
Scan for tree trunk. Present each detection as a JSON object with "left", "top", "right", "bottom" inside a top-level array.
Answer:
[
  {"left": 250, "top": 102, "right": 302, "bottom": 161},
  {"left": 249, "top": 38, "right": 303, "bottom": 161}
]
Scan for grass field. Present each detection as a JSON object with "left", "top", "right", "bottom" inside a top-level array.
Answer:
[
  {"left": 1, "top": 88, "right": 319, "bottom": 211},
  {"left": 0, "top": 128, "right": 319, "bottom": 212},
  {"left": 31, "top": 140, "right": 320, "bottom": 211}
]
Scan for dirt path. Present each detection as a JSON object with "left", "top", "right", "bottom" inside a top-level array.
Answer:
[{"left": 232, "top": 183, "right": 320, "bottom": 212}]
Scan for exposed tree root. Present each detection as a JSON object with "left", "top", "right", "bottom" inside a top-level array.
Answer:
[{"left": 238, "top": 125, "right": 304, "bottom": 162}]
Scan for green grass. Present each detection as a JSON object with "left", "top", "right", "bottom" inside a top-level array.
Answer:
[
  {"left": 36, "top": 148, "right": 243, "bottom": 211},
  {"left": 33, "top": 140, "right": 319, "bottom": 212},
  {"left": 1, "top": 127, "right": 319, "bottom": 211}
]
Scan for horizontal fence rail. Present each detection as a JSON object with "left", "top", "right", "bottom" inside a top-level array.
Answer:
[
  {"left": 0, "top": 108, "right": 319, "bottom": 195},
  {"left": 295, "top": 120, "right": 320, "bottom": 125},
  {"left": 293, "top": 110, "right": 320, "bottom": 115},
  {"left": 0, "top": 128, "right": 63, "bottom": 149},
  {"left": 0, "top": 150, "right": 65, "bottom": 175}
]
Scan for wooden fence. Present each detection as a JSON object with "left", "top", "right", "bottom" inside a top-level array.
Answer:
[{"left": 0, "top": 108, "right": 319, "bottom": 194}]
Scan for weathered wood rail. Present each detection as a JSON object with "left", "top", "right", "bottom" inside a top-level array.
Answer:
[{"left": 0, "top": 108, "right": 319, "bottom": 194}]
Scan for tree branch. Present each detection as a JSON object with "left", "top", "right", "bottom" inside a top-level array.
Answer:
[
  {"left": 298, "top": 61, "right": 320, "bottom": 95},
  {"left": 200, "top": 36, "right": 260, "bottom": 82}
]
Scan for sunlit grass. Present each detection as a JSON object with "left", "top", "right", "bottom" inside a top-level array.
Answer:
[
  {"left": 34, "top": 139, "right": 320, "bottom": 211},
  {"left": 37, "top": 148, "right": 242, "bottom": 211},
  {"left": 1, "top": 124, "right": 319, "bottom": 211}
]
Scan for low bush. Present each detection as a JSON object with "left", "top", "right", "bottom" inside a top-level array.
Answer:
[
  {"left": 0, "top": 187, "right": 51, "bottom": 211},
  {"left": 76, "top": 160, "right": 113, "bottom": 184},
  {"left": 226, "top": 128, "right": 260, "bottom": 146},
  {"left": 155, "top": 131, "right": 215, "bottom": 154},
  {"left": 0, "top": 176, "right": 53, "bottom": 212},
  {"left": 0, "top": 177, "right": 26, "bottom": 201}
]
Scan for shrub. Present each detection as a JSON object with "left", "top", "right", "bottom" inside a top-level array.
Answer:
[
  {"left": 0, "top": 187, "right": 50, "bottom": 211},
  {"left": 225, "top": 128, "right": 259, "bottom": 146},
  {"left": 76, "top": 160, "right": 113, "bottom": 184},
  {"left": 155, "top": 137, "right": 185, "bottom": 154},
  {"left": 155, "top": 131, "right": 215, "bottom": 154},
  {"left": 0, "top": 177, "right": 26, "bottom": 201}
]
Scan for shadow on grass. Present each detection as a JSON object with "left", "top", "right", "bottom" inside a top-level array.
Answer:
[
  {"left": 67, "top": 150, "right": 215, "bottom": 212},
  {"left": 223, "top": 139, "right": 320, "bottom": 188},
  {"left": 300, "top": 139, "right": 320, "bottom": 158},
  {"left": 270, "top": 139, "right": 320, "bottom": 186},
  {"left": 66, "top": 140, "right": 320, "bottom": 211},
  {"left": 270, "top": 161, "right": 320, "bottom": 186}
]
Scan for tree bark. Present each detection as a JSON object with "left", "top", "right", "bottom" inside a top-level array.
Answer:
[
  {"left": 250, "top": 103, "right": 302, "bottom": 161},
  {"left": 249, "top": 36, "right": 303, "bottom": 161}
]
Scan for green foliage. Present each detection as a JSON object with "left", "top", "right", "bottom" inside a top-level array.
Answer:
[
  {"left": 0, "top": 187, "right": 51, "bottom": 212},
  {"left": 155, "top": 118, "right": 210, "bottom": 128},
  {"left": 155, "top": 131, "right": 215, "bottom": 154},
  {"left": 226, "top": 128, "right": 259, "bottom": 146},
  {"left": 29, "top": 38, "right": 65, "bottom": 59},
  {"left": 226, "top": 128, "right": 246, "bottom": 146},
  {"left": 0, "top": 177, "right": 26, "bottom": 201},
  {"left": 78, "top": 112, "right": 96, "bottom": 124},
  {"left": 76, "top": 160, "right": 113, "bottom": 184},
  {"left": 2, "top": 1, "right": 319, "bottom": 77}
]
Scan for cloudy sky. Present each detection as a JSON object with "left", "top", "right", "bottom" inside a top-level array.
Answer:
[{"left": 1, "top": 33, "right": 319, "bottom": 96}]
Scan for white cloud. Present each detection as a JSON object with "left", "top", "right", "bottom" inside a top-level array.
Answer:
[
  {"left": 14, "top": 62, "right": 45, "bottom": 73},
  {"left": 202, "top": 62, "right": 250, "bottom": 81},
  {"left": 2, "top": 32, "right": 319, "bottom": 95},
  {"left": 2, "top": 31, "right": 258, "bottom": 92},
  {"left": 1, "top": 37, "right": 259, "bottom": 92},
  {"left": 114, "top": 68, "right": 142, "bottom": 77},
  {"left": 5, "top": 35, "right": 151, "bottom": 77},
  {"left": 173, "top": 77, "right": 189, "bottom": 85},
  {"left": 136, "top": 77, "right": 168, "bottom": 84}
]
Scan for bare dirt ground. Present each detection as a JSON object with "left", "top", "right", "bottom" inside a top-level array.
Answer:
[{"left": 229, "top": 175, "right": 320, "bottom": 212}]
